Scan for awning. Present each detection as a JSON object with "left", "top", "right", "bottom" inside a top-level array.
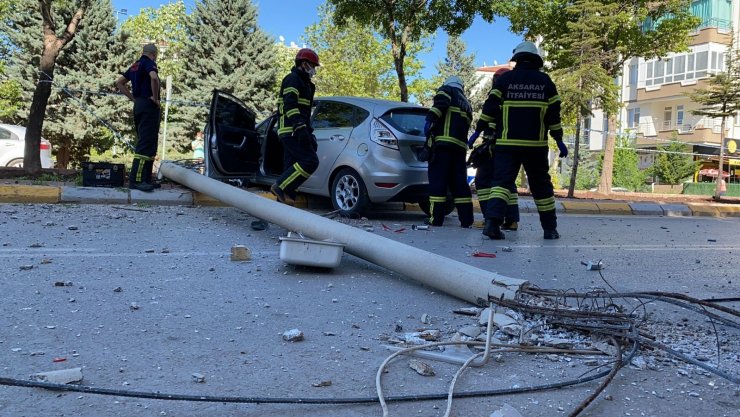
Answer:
[{"left": 699, "top": 168, "right": 730, "bottom": 178}]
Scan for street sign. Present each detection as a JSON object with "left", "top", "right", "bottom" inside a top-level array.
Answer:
[{"left": 725, "top": 138, "right": 738, "bottom": 155}]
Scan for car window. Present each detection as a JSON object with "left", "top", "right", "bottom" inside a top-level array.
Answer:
[
  {"left": 354, "top": 108, "right": 369, "bottom": 127},
  {"left": 215, "top": 95, "right": 255, "bottom": 131},
  {"left": 0, "top": 127, "right": 12, "bottom": 140},
  {"left": 313, "top": 102, "right": 355, "bottom": 129},
  {"left": 379, "top": 108, "right": 427, "bottom": 136}
]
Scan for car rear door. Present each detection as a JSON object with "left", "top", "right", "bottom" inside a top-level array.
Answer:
[
  {"left": 204, "top": 90, "right": 260, "bottom": 180},
  {"left": 0, "top": 126, "right": 22, "bottom": 166},
  {"left": 299, "top": 100, "right": 357, "bottom": 192}
]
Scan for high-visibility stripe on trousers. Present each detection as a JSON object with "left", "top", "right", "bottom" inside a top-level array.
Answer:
[
  {"left": 427, "top": 145, "right": 473, "bottom": 227},
  {"left": 474, "top": 157, "right": 520, "bottom": 223},
  {"left": 131, "top": 97, "right": 160, "bottom": 185},
  {"left": 274, "top": 131, "right": 319, "bottom": 197}
]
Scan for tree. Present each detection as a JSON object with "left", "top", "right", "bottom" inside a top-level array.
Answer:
[
  {"left": 598, "top": 135, "right": 647, "bottom": 191},
  {"left": 436, "top": 35, "right": 486, "bottom": 113},
  {"left": 649, "top": 139, "right": 700, "bottom": 184},
  {"left": 15, "top": 0, "right": 91, "bottom": 173},
  {"left": 304, "top": 3, "right": 398, "bottom": 98},
  {"left": 548, "top": 0, "right": 620, "bottom": 197},
  {"left": 687, "top": 39, "right": 740, "bottom": 199},
  {"left": 329, "top": 0, "right": 493, "bottom": 102},
  {"left": 493, "top": 0, "right": 700, "bottom": 193},
  {"left": 174, "top": 0, "right": 278, "bottom": 150},
  {"left": 3, "top": 0, "right": 134, "bottom": 168},
  {"left": 0, "top": 61, "right": 21, "bottom": 121}
]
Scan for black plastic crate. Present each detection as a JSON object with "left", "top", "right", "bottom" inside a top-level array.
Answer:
[{"left": 82, "top": 162, "right": 125, "bottom": 187}]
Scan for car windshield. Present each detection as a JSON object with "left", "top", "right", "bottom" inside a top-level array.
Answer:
[{"left": 379, "top": 108, "right": 427, "bottom": 136}]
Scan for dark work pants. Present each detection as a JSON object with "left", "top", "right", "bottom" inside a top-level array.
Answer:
[
  {"left": 427, "top": 145, "right": 473, "bottom": 227},
  {"left": 475, "top": 157, "right": 519, "bottom": 223},
  {"left": 276, "top": 131, "right": 319, "bottom": 197},
  {"left": 486, "top": 148, "right": 556, "bottom": 231},
  {"left": 131, "top": 98, "right": 160, "bottom": 184}
]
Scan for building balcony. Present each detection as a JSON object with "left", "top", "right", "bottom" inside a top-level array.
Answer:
[{"left": 633, "top": 117, "right": 723, "bottom": 147}]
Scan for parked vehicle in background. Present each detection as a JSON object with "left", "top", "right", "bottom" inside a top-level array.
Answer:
[
  {"left": 0, "top": 124, "right": 54, "bottom": 168},
  {"left": 205, "top": 90, "right": 453, "bottom": 217}
]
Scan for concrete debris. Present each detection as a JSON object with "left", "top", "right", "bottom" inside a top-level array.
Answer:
[
  {"left": 542, "top": 336, "right": 574, "bottom": 349},
  {"left": 501, "top": 247, "right": 513, "bottom": 252},
  {"left": 54, "top": 281, "right": 73, "bottom": 287},
  {"left": 420, "top": 313, "right": 432, "bottom": 324},
  {"left": 490, "top": 403, "right": 525, "bottom": 417},
  {"left": 453, "top": 307, "right": 482, "bottom": 316},
  {"left": 230, "top": 245, "right": 252, "bottom": 262},
  {"left": 409, "top": 359, "right": 435, "bottom": 376},
  {"left": 30, "top": 367, "right": 83, "bottom": 384},
  {"left": 581, "top": 260, "right": 604, "bottom": 270},
  {"left": 129, "top": 302, "right": 140, "bottom": 311},
  {"left": 403, "top": 330, "right": 441, "bottom": 345},
  {"left": 282, "top": 329, "right": 304, "bottom": 342},
  {"left": 584, "top": 359, "right": 599, "bottom": 366},
  {"left": 311, "top": 380, "right": 332, "bottom": 387},
  {"left": 113, "top": 286, "right": 123, "bottom": 293},
  {"left": 459, "top": 325, "right": 481, "bottom": 338},
  {"left": 67, "top": 226, "right": 79, "bottom": 231},
  {"left": 479, "top": 308, "right": 492, "bottom": 326},
  {"left": 19, "top": 265, "right": 33, "bottom": 271},
  {"left": 192, "top": 373, "right": 206, "bottom": 383},
  {"left": 591, "top": 340, "right": 617, "bottom": 356},
  {"left": 493, "top": 313, "right": 522, "bottom": 336}
]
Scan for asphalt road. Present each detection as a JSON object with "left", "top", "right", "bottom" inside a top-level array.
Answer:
[{"left": 0, "top": 203, "right": 738, "bottom": 417}]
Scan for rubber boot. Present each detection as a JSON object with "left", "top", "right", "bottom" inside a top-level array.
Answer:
[{"left": 483, "top": 219, "right": 505, "bottom": 240}]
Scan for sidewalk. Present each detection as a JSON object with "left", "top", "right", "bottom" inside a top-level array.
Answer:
[{"left": 1, "top": 182, "right": 739, "bottom": 218}]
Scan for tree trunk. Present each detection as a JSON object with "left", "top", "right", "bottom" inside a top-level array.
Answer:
[
  {"left": 391, "top": 41, "right": 408, "bottom": 102},
  {"left": 568, "top": 113, "right": 582, "bottom": 198},
  {"left": 24, "top": 41, "right": 60, "bottom": 174},
  {"left": 598, "top": 113, "right": 615, "bottom": 193},
  {"left": 715, "top": 116, "right": 726, "bottom": 200},
  {"left": 56, "top": 145, "right": 71, "bottom": 169}
]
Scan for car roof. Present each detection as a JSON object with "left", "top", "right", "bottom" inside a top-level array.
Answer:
[
  {"left": 316, "top": 96, "right": 426, "bottom": 113},
  {"left": 0, "top": 124, "right": 26, "bottom": 136}
]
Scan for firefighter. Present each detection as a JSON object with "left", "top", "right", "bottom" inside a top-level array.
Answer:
[
  {"left": 424, "top": 75, "right": 474, "bottom": 227},
  {"left": 270, "top": 48, "right": 320, "bottom": 205},
  {"left": 115, "top": 43, "right": 161, "bottom": 192},
  {"left": 468, "top": 67, "right": 520, "bottom": 231},
  {"left": 473, "top": 41, "right": 568, "bottom": 240}
]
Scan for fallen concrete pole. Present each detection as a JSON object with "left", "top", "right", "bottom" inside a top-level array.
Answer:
[{"left": 160, "top": 162, "right": 527, "bottom": 305}]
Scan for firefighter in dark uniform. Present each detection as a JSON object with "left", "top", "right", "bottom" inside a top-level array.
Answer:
[
  {"left": 474, "top": 41, "right": 568, "bottom": 240},
  {"left": 468, "top": 67, "right": 520, "bottom": 231},
  {"left": 270, "top": 48, "right": 320, "bottom": 205},
  {"left": 115, "top": 43, "right": 161, "bottom": 192},
  {"left": 424, "top": 75, "right": 474, "bottom": 227}
]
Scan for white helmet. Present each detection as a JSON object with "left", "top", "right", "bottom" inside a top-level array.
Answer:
[
  {"left": 443, "top": 75, "right": 464, "bottom": 91},
  {"left": 511, "top": 41, "right": 543, "bottom": 67}
]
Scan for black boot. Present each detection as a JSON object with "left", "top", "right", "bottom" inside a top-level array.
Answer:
[
  {"left": 483, "top": 219, "right": 505, "bottom": 240},
  {"left": 543, "top": 229, "right": 560, "bottom": 239}
]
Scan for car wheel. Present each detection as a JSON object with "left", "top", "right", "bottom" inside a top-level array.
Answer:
[
  {"left": 6, "top": 158, "right": 23, "bottom": 168},
  {"left": 417, "top": 196, "right": 456, "bottom": 217},
  {"left": 331, "top": 168, "right": 369, "bottom": 217}
]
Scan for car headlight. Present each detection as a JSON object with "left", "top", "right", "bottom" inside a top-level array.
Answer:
[{"left": 370, "top": 119, "right": 399, "bottom": 150}]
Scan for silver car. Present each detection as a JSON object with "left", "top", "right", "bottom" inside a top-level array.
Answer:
[
  {"left": 205, "top": 90, "right": 444, "bottom": 217},
  {"left": 0, "top": 123, "right": 54, "bottom": 168}
]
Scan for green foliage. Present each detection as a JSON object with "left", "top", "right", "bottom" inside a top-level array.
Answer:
[
  {"left": 435, "top": 36, "right": 486, "bottom": 113},
  {"left": 305, "top": 3, "right": 398, "bottom": 98},
  {"left": 119, "top": 0, "right": 188, "bottom": 80},
  {"left": 0, "top": 62, "right": 21, "bottom": 121},
  {"left": 173, "top": 0, "right": 278, "bottom": 151},
  {"left": 329, "top": 0, "right": 486, "bottom": 102},
  {"left": 273, "top": 41, "right": 297, "bottom": 93},
  {"left": 597, "top": 136, "right": 648, "bottom": 191},
  {"left": 648, "top": 139, "right": 700, "bottom": 184}
]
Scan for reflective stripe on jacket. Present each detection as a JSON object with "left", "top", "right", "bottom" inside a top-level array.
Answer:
[
  {"left": 476, "top": 62, "right": 563, "bottom": 148},
  {"left": 278, "top": 67, "right": 315, "bottom": 137},
  {"left": 426, "top": 84, "right": 472, "bottom": 150}
]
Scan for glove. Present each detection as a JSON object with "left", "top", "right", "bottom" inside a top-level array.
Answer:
[
  {"left": 423, "top": 120, "right": 433, "bottom": 137},
  {"left": 293, "top": 123, "right": 307, "bottom": 135},
  {"left": 556, "top": 140, "right": 568, "bottom": 158},
  {"left": 467, "top": 140, "right": 493, "bottom": 168},
  {"left": 467, "top": 131, "right": 480, "bottom": 149}
]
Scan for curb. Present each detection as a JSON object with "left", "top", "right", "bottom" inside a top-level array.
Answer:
[{"left": 0, "top": 184, "right": 739, "bottom": 218}]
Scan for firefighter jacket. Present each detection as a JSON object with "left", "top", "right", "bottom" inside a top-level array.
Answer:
[
  {"left": 277, "top": 67, "right": 315, "bottom": 138},
  {"left": 476, "top": 61, "right": 563, "bottom": 149},
  {"left": 426, "top": 85, "right": 473, "bottom": 150}
]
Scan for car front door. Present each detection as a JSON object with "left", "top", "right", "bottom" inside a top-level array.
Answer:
[
  {"left": 204, "top": 90, "right": 260, "bottom": 180},
  {"left": 300, "top": 100, "right": 356, "bottom": 193}
]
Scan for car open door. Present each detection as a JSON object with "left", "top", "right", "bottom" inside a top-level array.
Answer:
[{"left": 204, "top": 90, "right": 260, "bottom": 180}]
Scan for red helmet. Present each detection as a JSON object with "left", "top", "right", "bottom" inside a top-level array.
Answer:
[
  {"left": 295, "top": 48, "right": 320, "bottom": 66},
  {"left": 493, "top": 67, "right": 511, "bottom": 77}
]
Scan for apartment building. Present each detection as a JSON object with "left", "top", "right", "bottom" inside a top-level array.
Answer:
[{"left": 591, "top": 0, "right": 740, "bottom": 176}]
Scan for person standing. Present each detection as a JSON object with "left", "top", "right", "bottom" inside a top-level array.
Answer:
[
  {"left": 423, "top": 75, "right": 474, "bottom": 227},
  {"left": 115, "top": 43, "right": 161, "bottom": 192},
  {"left": 468, "top": 67, "right": 520, "bottom": 231},
  {"left": 270, "top": 48, "right": 320, "bottom": 205},
  {"left": 474, "top": 41, "right": 568, "bottom": 240}
]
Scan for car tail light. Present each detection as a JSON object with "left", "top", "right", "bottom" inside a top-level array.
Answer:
[
  {"left": 40, "top": 141, "right": 51, "bottom": 150},
  {"left": 370, "top": 119, "right": 399, "bottom": 150}
]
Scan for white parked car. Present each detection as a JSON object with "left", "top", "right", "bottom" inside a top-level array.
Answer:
[{"left": 0, "top": 123, "right": 54, "bottom": 168}]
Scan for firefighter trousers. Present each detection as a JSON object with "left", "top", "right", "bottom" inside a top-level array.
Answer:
[
  {"left": 486, "top": 148, "right": 557, "bottom": 231},
  {"left": 475, "top": 157, "right": 520, "bottom": 224},
  {"left": 130, "top": 98, "right": 160, "bottom": 185},
  {"left": 276, "top": 131, "right": 319, "bottom": 198},
  {"left": 427, "top": 145, "right": 473, "bottom": 227}
]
